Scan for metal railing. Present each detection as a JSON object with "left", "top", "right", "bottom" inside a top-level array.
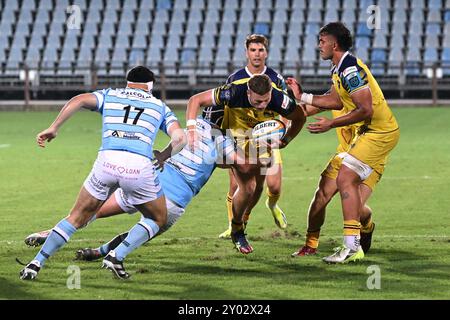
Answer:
[{"left": 1, "top": 62, "right": 450, "bottom": 107}]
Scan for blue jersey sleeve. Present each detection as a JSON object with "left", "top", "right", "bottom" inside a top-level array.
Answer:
[
  {"left": 159, "top": 104, "right": 179, "bottom": 135},
  {"left": 92, "top": 88, "right": 110, "bottom": 114},
  {"left": 212, "top": 84, "right": 234, "bottom": 106}
]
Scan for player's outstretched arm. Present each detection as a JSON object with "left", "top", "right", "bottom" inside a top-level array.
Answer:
[
  {"left": 307, "top": 89, "right": 373, "bottom": 134},
  {"left": 36, "top": 93, "right": 98, "bottom": 148},
  {"left": 186, "top": 89, "right": 214, "bottom": 150},
  {"left": 186, "top": 89, "right": 214, "bottom": 125},
  {"left": 286, "top": 77, "right": 343, "bottom": 110},
  {"left": 327, "top": 88, "right": 373, "bottom": 128},
  {"left": 153, "top": 121, "right": 187, "bottom": 170}
]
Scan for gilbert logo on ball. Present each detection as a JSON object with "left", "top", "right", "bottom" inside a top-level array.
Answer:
[{"left": 252, "top": 119, "right": 286, "bottom": 142}]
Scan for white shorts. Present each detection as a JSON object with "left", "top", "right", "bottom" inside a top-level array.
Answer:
[
  {"left": 83, "top": 150, "right": 163, "bottom": 204},
  {"left": 341, "top": 152, "right": 373, "bottom": 181},
  {"left": 114, "top": 188, "right": 185, "bottom": 235}
]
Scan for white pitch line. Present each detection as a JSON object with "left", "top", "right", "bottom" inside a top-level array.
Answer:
[{"left": 0, "top": 144, "right": 11, "bottom": 149}]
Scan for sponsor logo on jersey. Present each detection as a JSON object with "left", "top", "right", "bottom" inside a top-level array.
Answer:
[
  {"left": 343, "top": 66, "right": 358, "bottom": 77},
  {"left": 281, "top": 95, "right": 290, "bottom": 109},
  {"left": 112, "top": 130, "right": 141, "bottom": 140}
]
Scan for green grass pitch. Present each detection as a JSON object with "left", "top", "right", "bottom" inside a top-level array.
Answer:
[{"left": 0, "top": 107, "right": 449, "bottom": 299}]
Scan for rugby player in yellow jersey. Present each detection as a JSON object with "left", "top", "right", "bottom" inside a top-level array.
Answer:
[
  {"left": 287, "top": 22, "right": 399, "bottom": 263},
  {"left": 187, "top": 75, "right": 306, "bottom": 254},
  {"left": 291, "top": 105, "right": 385, "bottom": 257},
  {"left": 206, "top": 34, "right": 288, "bottom": 239}
]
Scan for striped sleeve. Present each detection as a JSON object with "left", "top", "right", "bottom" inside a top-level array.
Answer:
[
  {"left": 159, "top": 104, "right": 179, "bottom": 134},
  {"left": 92, "top": 89, "right": 110, "bottom": 113},
  {"left": 212, "top": 84, "right": 233, "bottom": 106}
]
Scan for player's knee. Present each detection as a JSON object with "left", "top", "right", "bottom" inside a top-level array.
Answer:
[{"left": 267, "top": 183, "right": 281, "bottom": 195}]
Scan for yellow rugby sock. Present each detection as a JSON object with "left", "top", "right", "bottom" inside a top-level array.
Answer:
[
  {"left": 344, "top": 220, "right": 362, "bottom": 236},
  {"left": 226, "top": 193, "right": 233, "bottom": 227},
  {"left": 266, "top": 188, "right": 280, "bottom": 208},
  {"left": 305, "top": 230, "right": 320, "bottom": 249}
]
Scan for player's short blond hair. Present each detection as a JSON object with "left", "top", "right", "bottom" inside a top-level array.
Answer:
[{"left": 245, "top": 34, "right": 269, "bottom": 50}]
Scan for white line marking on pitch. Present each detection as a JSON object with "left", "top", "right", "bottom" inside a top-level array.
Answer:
[{"left": 0, "top": 144, "right": 11, "bottom": 149}]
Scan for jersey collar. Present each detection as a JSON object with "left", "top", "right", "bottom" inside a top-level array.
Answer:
[
  {"left": 245, "top": 66, "right": 267, "bottom": 77},
  {"left": 332, "top": 51, "right": 350, "bottom": 74}
]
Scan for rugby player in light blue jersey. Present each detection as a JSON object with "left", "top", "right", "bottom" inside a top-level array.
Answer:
[
  {"left": 24, "top": 117, "right": 240, "bottom": 272},
  {"left": 20, "top": 66, "right": 186, "bottom": 280}
]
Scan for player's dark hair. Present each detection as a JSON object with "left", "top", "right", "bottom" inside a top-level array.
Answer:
[
  {"left": 319, "top": 22, "right": 353, "bottom": 51},
  {"left": 245, "top": 34, "right": 269, "bottom": 50},
  {"left": 248, "top": 74, "right": 272, "bottom": 95},
  {"left": 126, "top": 66, "right": 155, "bottom": 83}
]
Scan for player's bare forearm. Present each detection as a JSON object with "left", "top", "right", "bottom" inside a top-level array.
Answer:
[
  {"left": 304, "top": 104, "right": 322, "bottom": 116},
  {"left": 186, "top": 90, "right": 214, "bottom": 126},
  {"left": 309, "top": 92, "right": 343, "bottom": 110},
  {"left": 282, "top": 106, "right": 306, "bottom": 146},
  {"left": 331, "top": 89, "right": 373, "bottom": 127},
  {"left": 331, "top": 107, "right": 370, "bottom": 128},
  {"left": 50, "top": 93, "right": 98, "bottom": 130},
  {"left": 287, "top": 78, "right": 342, "bottom": 111},
  {"left": 167, "top": 121, "right": 187, "bottom": 156},
  {"left": 37, "top": 94, "right": 97, "bottom": 147}
]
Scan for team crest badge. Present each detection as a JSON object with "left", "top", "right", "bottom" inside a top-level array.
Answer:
[{"left": 349, "top": 76, "right": 360, "bottom": 88}]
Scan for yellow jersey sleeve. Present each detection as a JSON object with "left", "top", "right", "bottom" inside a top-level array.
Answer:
[{"left": 332, "top": 53, "right": 399, "bottom": 134}]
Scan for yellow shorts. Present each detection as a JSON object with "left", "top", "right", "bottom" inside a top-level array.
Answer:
[
  {"left": 233, "top": 134, "right": 283, "bottom": 166},
  {"left": 322, "top": 153, "right": 385, "bottom": 190},
  {"left": 234, "top": 138, "right": 272, "bottom": 164},
  {"left": 272, "top": 149, "right": 282, "bottom": 165},
  {"left": 348, "top": 129, "right": 400, "bottom": 170}
]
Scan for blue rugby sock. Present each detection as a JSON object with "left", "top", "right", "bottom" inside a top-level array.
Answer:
[
  {"left": 35, "top": 218, "right": 77, "bottom": 266},
  {"left": 113, "top": 218, "right": 160, "bottom": 261}
]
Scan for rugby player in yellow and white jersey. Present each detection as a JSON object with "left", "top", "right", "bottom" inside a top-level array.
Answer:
[
  {"left": 187, "top": 74, "right": 306, "bottom": 254},
  {"left": 287, "top": 22, "right": 399, "bottom": 264},
  {"left": 291, "top": 106, "right": 386, "bottom": 257},
  {"left": 202, "top": 34, "right": 289, "bottom": 239}
]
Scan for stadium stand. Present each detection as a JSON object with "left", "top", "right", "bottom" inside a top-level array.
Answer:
[{"left": 0, "top": 0, "right": 445, "bottom": 98}]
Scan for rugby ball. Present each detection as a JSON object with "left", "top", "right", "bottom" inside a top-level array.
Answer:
[{"left": 252, "top": 119, "right": 286, "bottom": 142}]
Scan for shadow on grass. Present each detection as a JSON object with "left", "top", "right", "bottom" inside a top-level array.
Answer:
[{"left": 0, "top": 276, "right": 49, "bottom": 299}]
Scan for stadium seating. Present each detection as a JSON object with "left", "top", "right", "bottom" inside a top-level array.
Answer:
[{"left": 0, "top": 0, "right": 443, "bottom": 83}]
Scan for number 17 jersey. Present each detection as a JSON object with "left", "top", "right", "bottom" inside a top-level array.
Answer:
[{"left": 93, "top": 88, "right": 178, "bottom": 159}]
